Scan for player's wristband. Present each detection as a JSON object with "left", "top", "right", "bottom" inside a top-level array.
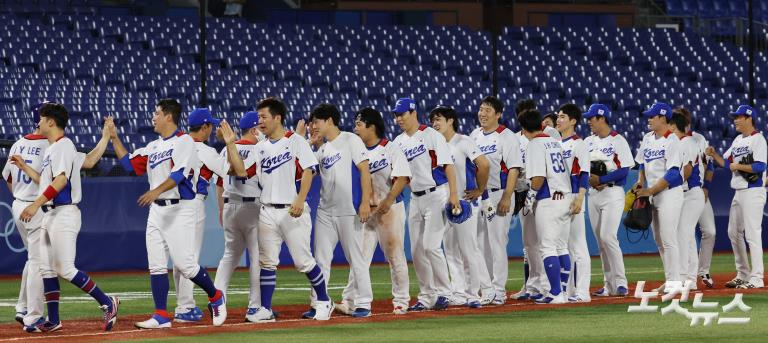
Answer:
[{"left": 43, "top": 185, "right": 59, "bottom": 201}]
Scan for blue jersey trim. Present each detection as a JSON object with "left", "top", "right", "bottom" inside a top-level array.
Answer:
[
  {"left": 663, "top": 167, "right": 683, "bottom": 188},
  {"left": 535, "top": 179, "right": 551, "bottom": 200},
  {"left": 119, "top": 155, "right": 134, "bottom": 172},
  {"left": 351, "top": 162, "right": 362, "bottom": 213}
]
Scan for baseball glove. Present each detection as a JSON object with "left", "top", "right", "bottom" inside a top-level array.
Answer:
[
  {"left": 738, "top": 153, "right": 760, "bottom": 183},
  {"left": 445, "top": 200, "right": 472, "bottom": 224},
  {"left": 590, "top": 160, "right": 608, "bottom": 176},
  {"left": 513, "top": 190, "right": 526, "bottom": 216}
]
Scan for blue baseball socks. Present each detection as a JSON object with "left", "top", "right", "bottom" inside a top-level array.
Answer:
[
  {"left": 306, "top": 265, "right": 330, "bottom": 301},
  {"left": 558, "top": 254, "right": 571, "bottom": 293},
  {"left": 42, "top": 277, "right": 61, "bottom": 324},
  {"left": 150, "top": 274, "right": 170, "bottom": 319},
  {"left": 260, "top": 269, "right": 276, "bottom": 309},
  {"left": 543, "top": 256, "right": 563, "bottom": 296}
]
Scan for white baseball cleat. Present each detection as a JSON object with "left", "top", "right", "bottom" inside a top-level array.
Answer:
[
  {"left": 535, "top": 293, "right": 566, "bottom": 305},
  {"left": 334, "top": 302, "right": 353, "bottom": 316},
  {"left": 134, "top": 314, "right": 172, "bottom": 329},
  {"left": 448, "top": 297, "right": 467, "bottom": 306},
  {"left": 392, "top": 306, "right": 408, "bottom": 315},
  {"left": 246, "top": 307, "right": 276, "bottom": 323},
  {"left": 208, "top": 292, "right": 227, "bottom": 327},
  {"left": 699, "top": 274, "right": 714, "bottom": 288},
  {"left": 313, "top": 301, "right": 333, "bottom": 321}
]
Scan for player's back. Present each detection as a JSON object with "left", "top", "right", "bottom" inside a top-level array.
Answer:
[
  {"left": 525, "top": 134, "right": 571, "bottom": 199},
  {"left": 2, "top": 134, "right": 49, "bottom": 201},
  {"left": 220, "top": 139, "right": 261, "bottom": 199},
  {"left": 40, "top": 136, "right": 86, "bottom": 205}
]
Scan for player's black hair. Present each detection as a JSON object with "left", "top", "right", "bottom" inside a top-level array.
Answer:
[
  {"left": 558, "top": 103, "right": 582, "bottom": 122},
  {"left": 429, "top": 106, "right": 459, "bottom": 132},
  {"left": 39, "top": 103, "right": 69, "bottom": 129},
  {"left": 309, "top": 103, "right": 341, "bottom": 126},
  {"left": 189, "top": 124, "right": 209, "bottom": 133},
  {"left": 518, "top": 109, "right": 543, "bottom": 133},
  {"left": 673, "top": 107, "right": 693, "bottom": 127},
  {"left": 156, "top": 99, "right": 182, "bottom": 125},
  {"left": 543, "top": 112, "right": 557, "bottom": 125},
  {"left": 515, "top": 98, "right": 537, "bottom": 116},
  {"left": 356, "top": 107, "right": 385, "bottom": 138},
  {"left": 670, "top": 111, "right": 689, "bottom": 132},
  {"left": 257, "top": 97, "right": 288, "bottom": 124},
  {"left": 481, "top": 96, "right": 504, "bottom": 114}
]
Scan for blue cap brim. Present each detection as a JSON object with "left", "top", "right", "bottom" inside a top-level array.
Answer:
[{"left": 211, "top": 118, "right": 222, "bottom": 126}]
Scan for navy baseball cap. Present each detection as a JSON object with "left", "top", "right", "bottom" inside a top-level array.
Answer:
[
  {"left": 31, "top": 100, "right": 55, "bottom": 123},
  {"left": 239, "top": 111, "right": 259, "bottom": 130},
  {"left": 730, "top": 105, "right": 756, "bottom": 117},
  {"left": 643, "top": 102, "right": 673, "bottom": 119},
  {"left": 189, "top": 108, "right": 221, "bottom": 127},
  {"left": 582, "top": 104, "right": 611, "bottom": 119},
  {"left": 392, "top": 98, "right": 417, "bottom": 114}
]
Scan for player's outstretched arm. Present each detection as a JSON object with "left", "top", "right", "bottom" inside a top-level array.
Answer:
[
  {"left": 9, "top": 155, "right": 41, "bottom": 184},
  {"left": 705, "top": 146, "right": 725, "bottom": 167},
  {"left": 356, "top": 160, "right": 372, "bottom": 223},
  {"left": 82, "top": 117, "right": 114, "bottom": 169},
  {"left": 20, "top": 173, "right": 67, "bottom": 222},
  {"left": 110, "top": 120, "right": 129, "bottom": 160},
  {"left": 465, "top": 155, "right": 489, "bottom": 201},
  {"left": 220, "top": 121, "right": 247, "bottom": 177}
]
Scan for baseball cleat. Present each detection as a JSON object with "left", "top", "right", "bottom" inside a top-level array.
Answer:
[
  {"left": 392, "top": 306, "right": 408, "bottom": 315},
  {"left": 700, "top": 274, "right": 714, "bottom": 288},
  {"left": 491, "top": 293, "right": 506, "bottom": 305},
  {"left": 407, "top": 301, "right": 429, "bottom": 312},
  {"left": 736, "top": 280, "right": 763, "bottom": 289},
  {"left": 15, "top": 311, "right": 26, "bottom": 325},
  {"left": 467, "top": 300, "right": 482, "bottom": 309},
  {"left": 535, "top": 293, "right": 566, "bottom": 305},
  {"left": 448, "top": 297, "right": 467, "bottom": 306},
  {"left": 174, "top": 307, "right": 203, "bottom": 323},
  {"left": 246, "top": 307, "right": 276, "bottom": 323},
  {"left": 567, "top": 295, "right": 589, "bottom": 303},
  {"left": 313, "top": 301, "right": 333, "bottom": 321},
  {"left": 591, "top": 288, "right": 610, "bottom": 297},
  {"left": 615, "top": 286, "right": 629, "bottom": 296},
  {"left": 351, "top": 308, "right": 371, "bottom": 318},
  {"left": 529, "top": 293, "right": 544, "bottom": 301},
  {"left": 509, "top": 290, "right": 531, "bottom": 300},
  {"left": 480, "top": 294, "right": 495, "bottom": 305},
  {"left": 725, "top": 278, "right": 746, "bottom": 288},
  {"left": 301, "top": 308, "right": 316, "bottom": 319},
  {"left": 23, "top": 317, "right": 46, "bottom": 333},
  {"left": 334, "top": 302, "right": 353, "bottom": 316},
  {"left": 134, "top": 314, "right": 172, "bottom": 329},
  {"left": 207, "top": 291, "right": 227, "bottom": 326},
  {"left": 433, "top": 296, "right": 450, "bottom": 310},
  {"left": 100, "top": 296, "right": 120, "bottom": 331},
  {"left": 25, "top": 319, "right": 62, "bottom": 333}
]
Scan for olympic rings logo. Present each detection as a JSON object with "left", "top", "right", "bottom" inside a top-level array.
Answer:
[{"left": 0, "top": 201, "right": 26, "bottom": 253}]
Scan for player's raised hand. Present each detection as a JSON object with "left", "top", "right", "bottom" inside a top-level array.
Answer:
[
  {"left": 105, "top": 117, "right": 118, "bottom": 139},
  {"left": 295, "top": 119, "right": 307, "bottom": 137},
  {"left": 704, "top": 146, "right": 717, "bottom": 157},
  {"left": 219, "top": 121, "right": 237, "bottom": 145},
  {"left": 138, "top": 189, "right": 161, "bottom": 207},
  {"left": 289, "top": 198, "right": 304, "bottom": 217},
  {"left": 308, "top": 122, "right": 323, "bottom": 148},
  {"left": 20, "top": 203, "right": 40, "bottom": 222}
]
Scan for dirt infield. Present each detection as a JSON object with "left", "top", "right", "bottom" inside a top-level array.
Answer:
[{"left": 0, "top": 273, "right": 765, "bottom": 342}]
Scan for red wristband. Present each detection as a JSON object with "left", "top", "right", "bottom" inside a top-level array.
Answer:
[{"left": 43, "top": 185, "right": 59, "bottom": 200}]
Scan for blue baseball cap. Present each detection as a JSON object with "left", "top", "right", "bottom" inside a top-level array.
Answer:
[
  {"left": 189, "top": 108, "right": 221, "bottom": 127},
  {"left": 239, "top": 111, "right": 259, "bottom": 130},
  {"left": 392, "top": 98, "right": 417, "bottom": 114},
  {"left": 582, "top": 104, "right": 611, "bottom": 119},
  {"left": 643, "top": 102, "right": 673, "bottom": 119},
  {"left": 730, "top": 105, "right": 756, "bottom": 117},
  {"left": 31, "top": 100, "right": 55, "bottom": 123}
]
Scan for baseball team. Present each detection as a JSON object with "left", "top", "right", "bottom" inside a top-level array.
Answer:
[{"left": 3, "top": 96, "right": 765, "bottom": 333}]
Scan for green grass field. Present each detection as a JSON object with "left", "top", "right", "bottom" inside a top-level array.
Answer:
[{"left": 2, "top": 254, "right": 766, "bottom": 342}]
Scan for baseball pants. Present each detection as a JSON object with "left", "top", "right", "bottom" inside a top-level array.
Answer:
[
  {"left": 650, "top": 187, "right": 684, "bottom": 284},
  {"left": 677, "top": 188, "right": 705, "bottom": 284},
  {"left": 258, "top": 203, "right": 317, "bottom": 273},
  {"left": 567, "top": 199, "right": 591, "bottom": 301},
  {"left": 174, "top": 196, "right": 206, "bottom": 313},
  {"left": 728, "top": 187, "right": 766, "bottom": 285},
  {"left": 535, "top": 195, "right": 572, "bottom": 296},
  {"left": 409, "top": 185, "right": 451, "bottom": 307},
  {"left": 587, "top": 186, "right": 628, "bottom": 292},
  {"left": 444, "top": 202, "right": 493, "bottom": 303},
  {"left": 520, "top": 206, "right": 548, "bottom": 295},
  {"left": 11, "top": 200, "right": 45, "bottom": 326},
  {"left": 478, "top": 189, "right": 515, "bottom": 299},
  {"left": 344, "top": 201, "right": 410, "bottom": 310},
  {"left": 39, "top": 205, "right": 84, "bottom": 280},
  {"left": 146, "top": 201, "right": 202, "bottom": 278},
  {"left": 311, "top": 209, "right": 372, "bottom": 310},
  {"left": 697, "top": 199, "right": 716, "bottom": 276},
  {"left": 214, "top": 197, "right": 261, "bottom": 309}
]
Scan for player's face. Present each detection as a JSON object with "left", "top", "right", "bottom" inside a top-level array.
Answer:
[
  {"left": 37, "top": 116, "right": 52, "bottom": 136},
  {"left": 647, "top": 115, "right": 664, "bottom": 132},
  {"left": 732, "top": 115, "right": 751, "bottom": 133},
  {"left": 394, "top": 111, "right": 413, "bottom": 131},
  {"left": 354, "top": 119, "right": 374, "bottom": 141},
  {"left": 556, "top": 112, "right": 573, "bottom": 133},
  {"left": 257, "top": 108, "right": 276, "bottom": 135},
  {"left": 477, "top": 103, "right": 499, "bottom": 129},
  {"left": 542, "top": 117, "right": 555, "bottom": 128},
  {"left": 311, "top": 117, "right": 331, "bottom": 137}
]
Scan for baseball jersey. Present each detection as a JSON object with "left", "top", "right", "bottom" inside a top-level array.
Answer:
[
  {"left": 679, "top": 134, "right": 703, "bottom": 190},
  {"left": 525, "top": 134, "right": 572, "bottom": 200},
  {"left": 724, "top": 130, "right": 768, "bottom": 189},
  {"left": 255, "top": 131, "right": 318, "bottom": 205},
  {"left": 689, "top": 131, "right": 711, "bottom": 187},
  {"left": 194, "top": 140, "right": 230, "bottom": 197},
  {"left": 39, "top": 136, "right": 86, "bottom": 205},
  {"left": 469, "top": 125, "right": 522, "bottom": 192},
  {"left": 448, "top": 133, "right": 482, "bottom": 194},
  {"left": 393, "top": 125, "right": 453, "bottom": 193},
  {"left": 635, "top": 131, "right": 683, "bottom": 189},
  {"left": 316, "top": 131, "right": 370, "bottom": 216},
  {"left": 367, "top": 138, "right": 411, "bottom": 205},
  {"left": 218, "top": 139, "right": 260, "bottom": 199},
  {"left": 584, "top": 131, "right": 635, "bottom": 186},
  {"left": 119, "top": 130, "right": 199, "bottom": 200},
  {"left": 561, "top": 134, "right": 591, "bottom": 194},
  {"left": 2, "top": 134, "right": 49, "bottom": 201},
  {"left": 513, "top": 126, "right": 561, "bottom": 192}
]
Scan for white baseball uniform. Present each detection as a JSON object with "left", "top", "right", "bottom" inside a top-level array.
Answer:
[
  {"left": 636, "top": 130, "right": 684, "bottom": 285},
  {"left": 723, "top": 130, "right": 767, "bottom": 286},
  {"left": 214, "top": 139, "right": 261, "bottom": 309},
  {"left": 2, "top": 134, "right": 48, "bottom": 325},
  {"left": 560, "top": 134, "right": 591, "bottom": 300},
  {"left": 676, "top": 133, "right": 706, "bottom": 286},
  {"left": 470, "top": 125, "right": 522, "bottom": 300},
  {"left": 693, "top": 130, "right": 716, "bottom": 277},
  {"left": 311, "top": 131, "right": 373, "bottom": 310},
  {"left": 526, "top": 133, "right": 572, "bottom": 297},
  {"left": 343, "top": 138, "right": 411, "bottom": 310},
  {"left": 585, "top": 131, "right": 634, "bottom": 293},
  {"left": 443, "top": 133, "right": 493, "bottom": 304},
  {"left": 394, "top": 124, "right": 453, "bottom": 307}
]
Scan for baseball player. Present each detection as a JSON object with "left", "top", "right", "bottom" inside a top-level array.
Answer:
[
  {"left": 470, "top": 96, "right": 522, "bottom": 304},
  {"left": 391, "top": 97, "right": 461, "bottom": 311},
  {"left": 668, "top": 109, "right": 705, "bottom": 290},
  {"left": 245, "top": 97, "right": 333, "bottom": 322},
  {"left": 519, "top": 109, "right": 572, "bottom": 304},
  {"left": 347, "top": 107, "right": 411, "bottom": 314},
  {"left": 554, "top": 103, "right": 592, "bottom": 302},
  {"left": 429, "top": 106, "right": 493, "bottom": 308},
  {"left": 634, "top": 102, "right": 685, "bottom": 293},
  {"left": 110, "top": 99, "right": 227, "bottom": 329},
  {"left": 212, "top": 111, "right": 264, "bottom": 323},
  {"left": 18, "top": 103, "right": 118, "bottom": 333},
  {"left": 171, "top": 108, "right": 246, "bottom": 323},
  {"left": 3, "top": 102, "right": 49, "bottom": 328},
  {"left": 542, "top": 112, "right": 557, "bottom": 129},
  {"left": 705, "top": 105, "right": 767, "bottom": 289},
  {"left": 583, "top": 103, "right": 634, "bottom": 297},
  {"left": 303, "top": 103, "right": 373, "bottom": 318}
]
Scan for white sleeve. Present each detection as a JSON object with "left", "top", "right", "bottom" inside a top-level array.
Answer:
[
  {"left": 49, "top": 144, "right": 75, "bottom": 178},
  {"left": 170, "top": 137, "right": 195, "bottom": 175},
  {"left": 388, "top": 144, "right": 412, "bottom": 178},
  {"left": 754, "top": 135, "right": 768, "bottom": 163},
  {"left": 665, "top": 139, "right": 683, "bottom": 170},
  {"left": 295, "top": 136, "right": 319, "bottom": 170},
  {"left": 200, "top": 145, "right": 230, "bottom": 178},
  {"left": 616, "top": 136, "right": 636, "bottom": 168},
  {"left": 462, "top": 137, "right": 483, "bottom": 162},
  {"left": 576, "top": 140, "right": 590, "bottom": 174},
  {"left": 1, "top": 157, "right": 11, "bottom": 181},
  {"left": 431, "top": 129, "right": 453, "bottom": 166},
  {"left": 503, "top": 131, "right": 523, "bottom": 169},
  {"left": 634, "top": 137, "right": 645, "bottom": 165},
  {"left": 349, "top": 134, "right": 370, "bottom": 165},
  {"left": 525, "top": 140, "right": 546, "bottom": 178}
]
